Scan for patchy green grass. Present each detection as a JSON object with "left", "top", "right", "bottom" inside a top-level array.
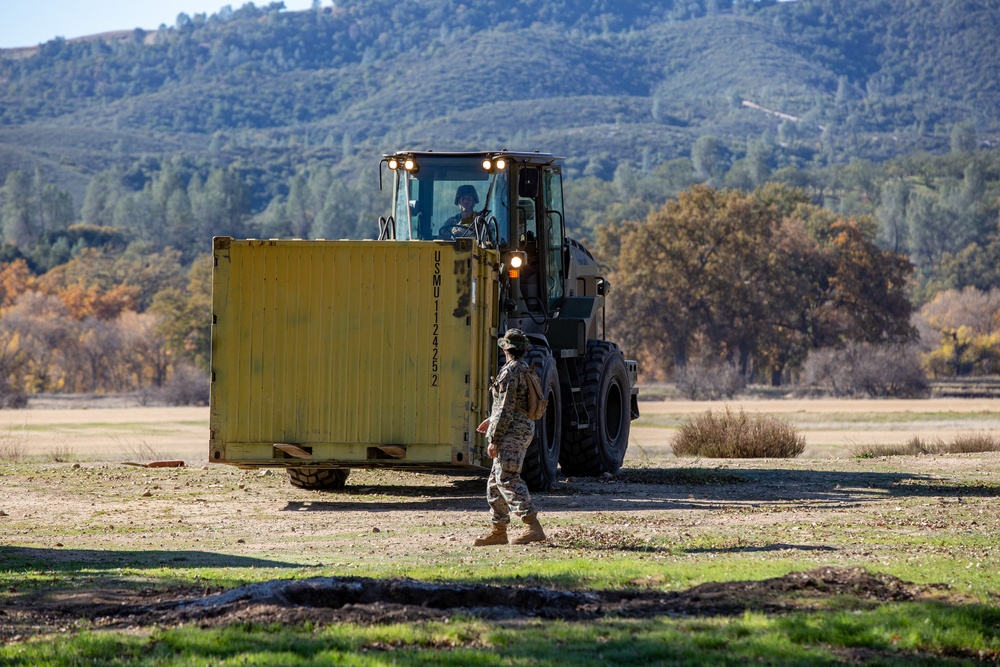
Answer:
[
  {"left": 12, "top": 422, "right": 199, "bottom": 433},
  {"left": 3, "top": 604, "right": 999, "bottom": 666}
]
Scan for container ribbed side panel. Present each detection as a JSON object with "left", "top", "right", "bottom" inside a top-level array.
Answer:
[{"left": 210, "top": 239, "right": 486, "bottom": 465}]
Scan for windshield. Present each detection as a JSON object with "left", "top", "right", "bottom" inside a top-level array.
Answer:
[{"left": 392, "top": 156, "right": 510, "bottom": 245}]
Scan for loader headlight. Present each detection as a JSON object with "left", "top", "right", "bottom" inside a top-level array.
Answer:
[
  {"left": 482, "top": 157, "right": 508, "bottom": 172},
  {"left": 387, "top": 156, "right": 417, "bottom": 172},
  {"left": 505, "top": 251, "right": 527, "bottom": 279}
]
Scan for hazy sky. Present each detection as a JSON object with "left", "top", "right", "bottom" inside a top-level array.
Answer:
[{"left": 0, "top": 0, "right": 319, "bottom": 49}]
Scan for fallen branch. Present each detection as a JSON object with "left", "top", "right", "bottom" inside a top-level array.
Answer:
[{"left": 121, "top": 460, "right": 186, "bottom": 468}]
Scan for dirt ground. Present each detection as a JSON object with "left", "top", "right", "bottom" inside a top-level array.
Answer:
[{"left": 1, "top": 396, "right": 999, "bottom": 640}]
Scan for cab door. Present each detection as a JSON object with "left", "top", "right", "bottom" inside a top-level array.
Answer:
[{"left": 541, "top": 166, "right": 566, "bottom": 309}]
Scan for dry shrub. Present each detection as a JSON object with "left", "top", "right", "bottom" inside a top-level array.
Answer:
[
  {"left": 0, "top": 427, "right": 27, "bottom": 462},
  {"left": 675, "top": 359, "right": 745, "bottom": 400},
  {"left": 949, "top": 432, "right": 1000, "bottom": 453},
  {"left": 671, "top": 408, "right": 805, "bottom": 458},
  {"left": 0, "top": 389, "right": 28, "bottom": 409},
  {"left": 160, "top": 364, "right": 209, "bottom": 406},
  {"left": 852, "top": 433, "right": 1000, "bottom": 458},
  {"left": 803, "top": 342, "right": 929, "bottom": 398}
]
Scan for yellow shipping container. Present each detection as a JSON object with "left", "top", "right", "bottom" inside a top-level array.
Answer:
[{"left": 209, "top": 237, "right": 498, "bottom": 472}]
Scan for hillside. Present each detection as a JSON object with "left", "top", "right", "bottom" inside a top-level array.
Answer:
[{"left": 2, "top": 0, "right": 998, "bottom": 203}]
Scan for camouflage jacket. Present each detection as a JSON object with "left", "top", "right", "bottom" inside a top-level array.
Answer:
[{"left": 485, "top": 358, "right": 533, "bottom": 443}]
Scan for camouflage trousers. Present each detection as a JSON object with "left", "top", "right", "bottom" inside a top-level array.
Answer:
[{"left": 486, "top": 431, "right": 537, "bottom": 525}]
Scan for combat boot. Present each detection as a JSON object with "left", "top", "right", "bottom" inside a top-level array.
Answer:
[
  {"left": 511, "top": 513, "right": 546, "bottom": 545},
  {"left": 473, "top": 524, "right": 508, "bottom": 546}
]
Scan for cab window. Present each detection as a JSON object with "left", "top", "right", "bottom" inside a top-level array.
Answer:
[{"left": 393, "top": 156, "right": 509, "bottom": 243}]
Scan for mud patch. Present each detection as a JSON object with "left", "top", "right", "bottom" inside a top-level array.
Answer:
[
  {"left": 0, "top": 568, "right": 952, "bottom": 640},
  {"left": 661, "top": 567, "right": 946, "bottom": 616}
]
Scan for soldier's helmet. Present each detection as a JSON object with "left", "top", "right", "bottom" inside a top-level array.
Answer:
[
  {"left": 498, "top": 329, "right": 531, "bottom": 352},
  {"left": 454, "top": 184, "right": 479, "bottom": 205}
]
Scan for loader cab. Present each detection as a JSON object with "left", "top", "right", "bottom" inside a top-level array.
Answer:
[
  {"left": 382, "top": 152, "right": 512, "bottom": 246},
  {"left": 381, "top": 150, "right": 567, "bottom": 316},
  {"left": 512, "top": 163, "right": 566, "bottom": 314}
]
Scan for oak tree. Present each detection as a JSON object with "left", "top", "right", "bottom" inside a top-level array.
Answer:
[{"left": 607, "top": 184, "right": 914, "bottom": 383}]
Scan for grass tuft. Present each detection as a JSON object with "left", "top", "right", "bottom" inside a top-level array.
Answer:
[
  {"left": 671, "top": 408, "right": 805, "bottom": 458},
  {"left": 113, "top": 434, "right": 165, "bottom": 462},
  {"left": 852, "top": 432, "right": 1000, "bottom": 458},
  {"left": 47, "top": 443, "right": 76, "bottom": 463},
  {"left": 0, "top": 426, "right": 27, "bottom": 462}
]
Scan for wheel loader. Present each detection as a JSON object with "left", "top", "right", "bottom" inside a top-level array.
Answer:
[{"left": 209, "top": 150, "right": 639, "bottom": 491}]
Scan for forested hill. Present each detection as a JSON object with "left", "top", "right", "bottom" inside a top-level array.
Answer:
[
  {"left": 3, "top": 0, "right": 999, "bottom": 184},
  {"left": 0, "top": 0, "right": 999, "bottom": 276}
]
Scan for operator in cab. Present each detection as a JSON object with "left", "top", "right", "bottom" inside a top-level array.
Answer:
[{"left": 439, "top": 184, "right": 479, "bottom": 239}]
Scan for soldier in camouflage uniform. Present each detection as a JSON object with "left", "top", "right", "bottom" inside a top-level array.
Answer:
[{"left": 473, "top": 329, "right": 547, "bottom": 546}]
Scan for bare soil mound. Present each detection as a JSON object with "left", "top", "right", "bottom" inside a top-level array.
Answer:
[{"left": 1, "top": 567, "right": 951, "bottom": 639}]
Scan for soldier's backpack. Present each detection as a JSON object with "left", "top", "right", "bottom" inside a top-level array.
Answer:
[{"left": 523, "top": 365, "right": 548, "bottom": 420}]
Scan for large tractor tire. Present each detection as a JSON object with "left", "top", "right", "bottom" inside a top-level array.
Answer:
[
  {"left": 287, "top": 467, "right": 350, "bottom": 491},
  {"left": 520, "top": 350, "right": 562, "bottom": 492},
  {"left": 560, "top": 340, "right": 631, "bottom": 477}
]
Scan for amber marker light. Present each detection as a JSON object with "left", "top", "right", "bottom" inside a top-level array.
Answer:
[{"left": 506, "top": 251, "right": 527, "bottom": 278}]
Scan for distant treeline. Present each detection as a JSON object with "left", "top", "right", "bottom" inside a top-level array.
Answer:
[{"left": 2, "top": 139, "right": 999, "bottom": 297}]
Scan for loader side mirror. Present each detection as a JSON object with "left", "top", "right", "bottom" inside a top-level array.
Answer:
[
  {"left": 597, "top": 278, "right": 611, "bottom": 296},
  {"left": 518, "top": 167, "right": 538, "bottom": 198}
]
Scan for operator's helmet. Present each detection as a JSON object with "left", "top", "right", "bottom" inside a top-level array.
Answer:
[
  {"left": 498, "top": 329, "right": 531, "bottom": 352},
  {"left": 454, "top": 184, "right": 479, "bottom": 205}
]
